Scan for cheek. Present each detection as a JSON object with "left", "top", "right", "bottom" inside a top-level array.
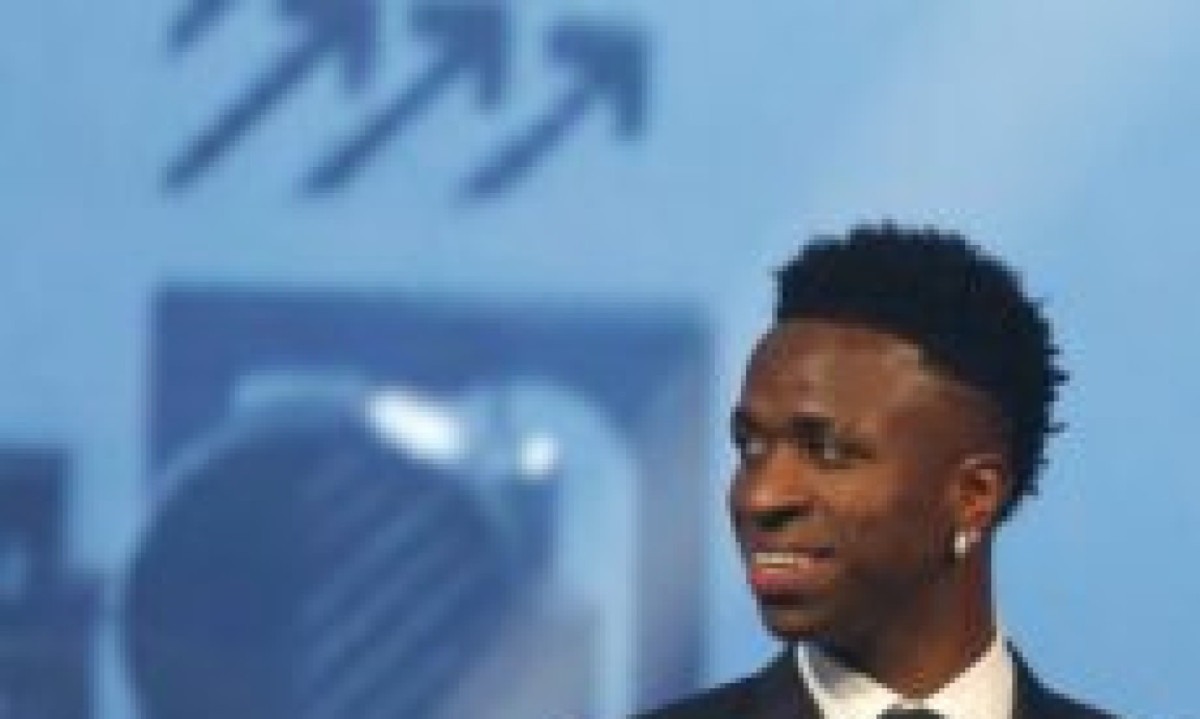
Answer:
[{"left": 825, "top": 476, "right": 951, "bottom": 565}]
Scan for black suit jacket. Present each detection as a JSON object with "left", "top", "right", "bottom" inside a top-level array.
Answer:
[{"left": 637, "top": 648, "right": 1118, "bottom": 719}]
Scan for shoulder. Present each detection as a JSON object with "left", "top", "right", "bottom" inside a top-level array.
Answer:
[
  {"left": 1032, "top": 688, "right": 1122, "bottom": 719},
  {"left": 1012, "top": 650, "right": 1123, "bottom": 719},
  {"left": 632, "top": 673, "right": 760, "bottom": 719},
  {"left": 634, "top": 649, "right": 814, "bottom": 719},
  {"left": 1030, "top": 685, "right": 1122, "bottom": 719}
]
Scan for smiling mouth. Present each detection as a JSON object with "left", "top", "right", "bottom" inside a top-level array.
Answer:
[
  {"left": 746, "top": 549, "right": 837, "bottom": 596},
  {"left": 752, "top": 549, "right": 834, "bottom": 565}
]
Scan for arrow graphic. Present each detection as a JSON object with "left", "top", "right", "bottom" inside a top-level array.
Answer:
[
  {"left": 464, "top": 21, "right": 647, "bottom": 199},
  {"left": 169, "top": 0, "right": 238, "bottom": 51},
  {"left": 163, "top": 0, "right": 381, "bottom": 190},
  {"left": 304, "top": 2, "right": 508, "bottom": 194}
]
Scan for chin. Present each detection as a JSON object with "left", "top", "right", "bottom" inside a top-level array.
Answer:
[{"left": 756, "top": 599, "right": 837, "bottom": 643}]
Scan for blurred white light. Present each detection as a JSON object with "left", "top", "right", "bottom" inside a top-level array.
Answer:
[
  {"left": 519, "top": 432, "right": 560, "bottom": 480},
  {"left": 365, "top": 388, "right": 467, "bottom": 466}
]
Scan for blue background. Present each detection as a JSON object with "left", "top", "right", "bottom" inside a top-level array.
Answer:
[{"left": 3, "top": 1, "right": 1199, "bottom": 717}]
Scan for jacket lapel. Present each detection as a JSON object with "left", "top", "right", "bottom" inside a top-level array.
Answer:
[
  {"left": 1011, "top": 648, "right": 1060, "bottom": 719},
  {"left": 742, "top": 645, "right": 1070, "bottom": 719},
  {"left": 746, "top": 648, "right": 823, "bottom": 719}
]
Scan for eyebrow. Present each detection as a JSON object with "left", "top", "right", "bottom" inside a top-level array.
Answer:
[{"left": 730, "top": 408, "right": 837, "bottom": 439}]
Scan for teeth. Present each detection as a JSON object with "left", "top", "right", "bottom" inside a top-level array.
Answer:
[
  {"left": 752, "top": 550, "right": 831, "bottom": 567},
  {"left": 753, "top": 552, "right": 801, "bottom": 566}
]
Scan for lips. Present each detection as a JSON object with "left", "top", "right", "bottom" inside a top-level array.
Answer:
[{"left": 746, "top": 547, "right": 837, "bottom": 597}]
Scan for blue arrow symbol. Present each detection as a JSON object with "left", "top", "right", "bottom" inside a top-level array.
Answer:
[
  {"left": 463, "top": 21, "right": 647, "bottom": 199},
  {"left": 303, "top": 2, "right": 508, "bottom": 194},
  {"left": 163, "top": 0, "right": 381, "bottom": 191},
  {"left": 169, "top": 0, "right": 238, "bottom": 51}
]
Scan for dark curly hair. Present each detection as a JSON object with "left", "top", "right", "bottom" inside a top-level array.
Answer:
[{"left": 774, "top": 222, "right": 1067, "bottom": 521}]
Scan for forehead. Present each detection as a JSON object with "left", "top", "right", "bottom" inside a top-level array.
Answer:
[{"left": 740, "top": 319, "right": 946, "bottom": 424}]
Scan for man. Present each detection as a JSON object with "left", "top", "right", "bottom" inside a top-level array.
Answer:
[{"left": 640, "top": 225, "right": 1116, "bottom": 718}]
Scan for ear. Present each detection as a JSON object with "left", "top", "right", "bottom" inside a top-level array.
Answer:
[{"left": 950, "top": 452, "right": 1010, "bottom": 535}]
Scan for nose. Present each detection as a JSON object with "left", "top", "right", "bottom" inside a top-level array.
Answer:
[{"left": 729, "top": 446, "right": 814, "bottom": 533}]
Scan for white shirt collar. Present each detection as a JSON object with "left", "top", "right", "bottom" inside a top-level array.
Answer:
[{"left": 795, "top": 633, "right": 1014, "bottom": 719}]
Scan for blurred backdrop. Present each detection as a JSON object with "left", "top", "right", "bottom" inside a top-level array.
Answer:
[{"left": 2, "top": 0, "right": 1199, "bottom": 717}]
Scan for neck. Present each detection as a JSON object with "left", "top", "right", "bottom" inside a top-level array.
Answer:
[{"left": 822, "top": 551, "right": 997, "bottom": 698}]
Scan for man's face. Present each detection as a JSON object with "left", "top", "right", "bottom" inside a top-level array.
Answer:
[{"left": 729, "top": 319, "right": 998, "bottom": 654}]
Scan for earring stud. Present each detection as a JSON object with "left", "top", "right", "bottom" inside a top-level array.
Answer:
[{"left": 952, "top": 529, "right": 980, "bottom": 559}]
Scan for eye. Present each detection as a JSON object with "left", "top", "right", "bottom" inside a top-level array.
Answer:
[
  {"left": 740, "top": 434, "right": 770, "bottom": 463},
  {"left": 787, "top": 418, "right": 866, "bottom": 469},
  {"left": 804, "top": 431, "right": 850, "bottom": 466},
  {"left": 732, "top": 426, "right": 771, "bottom": 465},
  {"left": 801, "top": 429, "right": 871, "bottom": 469}
]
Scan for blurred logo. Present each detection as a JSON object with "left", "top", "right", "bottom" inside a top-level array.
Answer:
[{"left": 162, "top": 0, "right": 648, "bottom": 198}]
